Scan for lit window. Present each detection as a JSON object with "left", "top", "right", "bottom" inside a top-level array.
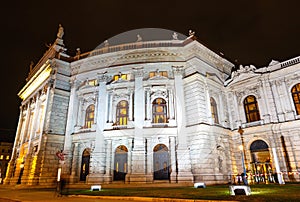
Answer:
[
  {"left": 113, "top": 74, "right": 127, "bottom": 81},
  {"left": 152, "top": 98, "right": 167, "bottom": 123},
  {"left": 149, "top": 71, "right": 168, "bottom": 78},
  {"left": 0, "top": 155, "right": 3, "bottom": 160},
  {"left": 210, "top": 97, "right": 219, "bottom": 124},
  {"left": 291, "top": 83, "right": 300, "bottom": 115},
  {"left": 244, "top": 95, "right": 261, "bottom": 123},
  {"left": 116, "top": 100, "right": 129, "bottom": 125},
  {"left": 85, "top": 104, "right": 95, "bottom": 128},
  {"left": 88, "top": 79, "right": 98, "bottom": 86},
  {"left": 6, "top": 155, "right": 9, "bottom": 160}
]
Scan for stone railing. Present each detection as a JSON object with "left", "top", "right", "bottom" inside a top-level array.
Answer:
[
  {"left": 76, "top": 39, "right": 191, "bottom": 60},
  {"left": 280, "top": 56, "right": 300, "bottom": 68}
]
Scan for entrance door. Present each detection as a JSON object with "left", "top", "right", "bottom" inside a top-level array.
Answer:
[
  {"left": 114, "top": 145, "right": 128, "bottom": 181},
  {"left": 250, "top": 140, "right": 274, "bottom": 183},
  {"left": 153, "top": 144, "right": 170, "bottom": 180},
  {"left": 80, "top": 149, "right": 90, "bottom": 181}
]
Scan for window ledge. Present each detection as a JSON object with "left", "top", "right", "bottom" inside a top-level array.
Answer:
[
  {"left": 151, "top": 123, "right": 169, "bottom": 128},
  {"left": 242, "top": 120, "right": 263, "bottom": 128}
]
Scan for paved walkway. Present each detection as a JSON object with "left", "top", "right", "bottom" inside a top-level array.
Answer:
[{"left": 0, "top": 184, "right": 237, "bottom": 202}]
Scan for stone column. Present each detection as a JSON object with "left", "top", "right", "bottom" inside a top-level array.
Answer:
[
  {"left": 104, "top": 139, "right": 112, "bottom": 183},
  {"left": 108, "top": 92, "right": 113, "bottom": 123},
  {"left": 125, "top": 138, "right": 133, "bottom": 183},
  {"left": 70, "top": 142, "right": 79, "bottom": 183},
  {"left": 272, "top": 148, "right": 285, "bottom": 184},
  {"left": 145, "top": 88, "right": 151, "bottom": 120},
  {"left": 63, "top": 78, "right": 79, "bottom": 176},
  {"left": 37, "top": 85, "right": 51, "bottom": 152},
  {"left": 270, "top": 80, "right": 284, "bottom": 122},
  {"left": 169, "top": 89, "right": 175, "bottom": 120},
  {"left": 4, "top": 106, "right": 24, "bottom": 184},
  {"left": 127, "top": 68, "right": 146, "bottom": 183},
  {"left": 282, "top": 79, "right": 295, "bottom": 120},
  {"left": 169, "top": 136, "right": 177, "bottom": 183},
  {"left": 129, "top": 90, "right": 133, "bottom": 121},
  {"left": 172, "top": 65, "right": 193, "bottom": 184},
  {"left": 219, "top": 92, "right": 225, "bottom": 125},
  {"left": 146, "top": 138, "right": 153, "bottom": 182},
  {"left": 233, "top": 92, "right": 241, "bottom": 128},
  {"left": 87, "top": 73, "right": 110, "bottom": 183}
]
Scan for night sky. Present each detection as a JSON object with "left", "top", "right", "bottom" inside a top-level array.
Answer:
[{"left": 0, "top": 1, "right": 299, "bottom": 138}]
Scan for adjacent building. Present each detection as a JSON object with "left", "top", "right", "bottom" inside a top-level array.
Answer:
[
  {"left": 0, "top": 142, "right": 13, "bottom": 183},
  {"left": 4, "top": 26, "right": 300, "bottom": 186}
]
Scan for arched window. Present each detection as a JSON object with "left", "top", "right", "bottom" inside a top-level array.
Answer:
[
  {"left": 291, "top": 83, "right": 300, "bottom": 115},
  {"left": 152, "top": 98, "right": 167, "bottom": 123},
  {"left": 85, "top": 105, "right": 95, "bottom": 128},
  {"left": 210, "top": 97, "right": 219, "bottom": 124},
  {"left": 244, "top": 95, "right": 260, "bottom": 123},
  {"left": 116, "top": 100, "right": 128, "bottom": 125}
]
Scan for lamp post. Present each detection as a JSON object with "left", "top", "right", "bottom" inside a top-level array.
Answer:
[{"left": 239, "top": 145, "right": 248, "bottom": 185}]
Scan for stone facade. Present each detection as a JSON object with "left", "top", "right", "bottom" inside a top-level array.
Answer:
[{"left": 4, "top": 27, "right": 300, "bottom": 186}]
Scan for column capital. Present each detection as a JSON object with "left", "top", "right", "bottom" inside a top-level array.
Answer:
[
  {"left": 97, "top": 73, "right": 111, "bottom": 83},
  {"left": 70, "top": 77, "right": 81, "bottom": 88},
  {"left": 172, "top": 65, "right": 184, "bottom": 76},
  {"left": 133, "top": 68, "right": 144, "bottom": 78}
]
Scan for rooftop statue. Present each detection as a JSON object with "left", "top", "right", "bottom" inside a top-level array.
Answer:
[
  {"left": 57, "top": 24, "right": 64, "bottom": 39},
  {"left": 104, "top": 40, "right": 109, "bottom": 47},
  {"left": 189, "top": 30, "right": 195, "bottom": 36},
  {"left": 136, "top": 34, "right": 142, "bottom": 42},
  {"left": 172, "top": 32, "right": 178, "bottom": 40}
]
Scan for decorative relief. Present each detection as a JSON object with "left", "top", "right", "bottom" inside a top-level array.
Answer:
[
  {"left": 113, "top": 93, "right": 129, "bottom": 102},
  {"left": 236, "top": 84, "right": 261, "bottom": 104},
  {"left": 285, "top": 74, "right": 300, "bottom": 87},
  {"left": 151, "top": 89, "right": 168, "bottom": 99}
]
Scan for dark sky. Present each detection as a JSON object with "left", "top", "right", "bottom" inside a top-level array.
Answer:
[{"left": 0, "top": 1, "right": 299, "bottom": 135}]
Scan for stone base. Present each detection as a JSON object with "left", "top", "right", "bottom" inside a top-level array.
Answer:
[
  {"left": 103, "top": 175, "right": 112, "bottom": 184},
  {"left": 170, "top": 172, "right": 177, "bottom": 183},
  {"left": 126, "top": 173, "right": 147, "bottom": 184},
  {"left": 86, "top": 173, "right": 104, "bottom": 184},
  {"left": 68, "top": 175, "right": 79, "bottom": 184},
  {"left": 145, "top": 174, "right": 154, "bottom": 183},
  {"left": 177, "top": 172, "right": 194, "bottom": 184}
]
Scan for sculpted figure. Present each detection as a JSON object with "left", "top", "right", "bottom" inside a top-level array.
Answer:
[
  {"left": 172, "top": 32, "right": 178, "bottom": 40},
  {"left": 57, "top": 24, "right": 64, "bottom": 39},
  {"left": 136, "top": 34, "right": 142, "bottom": 42}
]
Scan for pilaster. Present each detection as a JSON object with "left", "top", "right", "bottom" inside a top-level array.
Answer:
[
  {"left": 127, "top": 68, "right": 147, "bottom": 183},
  {"left": 172, "top": 65, "right": 193, "bottom": 184},
  {"left": 87, "top": 73, "right": 110, "bottom": 183}
]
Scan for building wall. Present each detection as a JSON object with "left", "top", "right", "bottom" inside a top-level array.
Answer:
[{"left": 5, "top": 28, "right": 300, "bottom": 186}]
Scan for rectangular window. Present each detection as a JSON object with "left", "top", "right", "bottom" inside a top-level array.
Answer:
[
  {"left": 0, "top": 155, "right": 3, "bottom": 160},
  {"left": 149, "top": 72, "right": 156, "bottom": 78},
  {"left": 114, "top": 74, "right": 127, "bottom": 81},
  {"left": 149, "top": 71, "right": 168, "bottom": 78},
  {"left": 88, "top": 79, "right": 98, "bottom": 86},
  {"left": 6, "top": 155, "right": 9, "bottom": 160}
]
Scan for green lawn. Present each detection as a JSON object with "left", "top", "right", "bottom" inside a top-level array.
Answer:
[{"left": 64, "top": 183, "right": 300, "bottom": 202}]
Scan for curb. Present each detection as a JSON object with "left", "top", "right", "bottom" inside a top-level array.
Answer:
[{"left": 69, "top": 195, "right": 238, "bottom": 202}]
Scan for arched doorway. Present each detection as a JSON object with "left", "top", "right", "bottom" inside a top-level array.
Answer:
[
  {"left": 250, "top": 140, "right": 274, "bottom": 183},
  {"left": 114, "top": 145, "right": 128, "bottom": 181},
  {"left": 80, "top": 149, "right": 90, "bottom": 181},
  {"left": 153, "top": 144, "right": 170, "bottom": 180}
]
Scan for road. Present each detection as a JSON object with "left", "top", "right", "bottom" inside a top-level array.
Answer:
[{"left": 0, "top": 187, "right": 148, "bottom": 202}]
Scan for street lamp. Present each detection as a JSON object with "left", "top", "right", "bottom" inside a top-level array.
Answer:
[{"left": 239, "top": 145, "right": 248, "bottom": 185}]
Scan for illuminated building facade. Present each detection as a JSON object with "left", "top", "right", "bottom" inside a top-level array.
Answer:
[{"left": 4, "top": 27, "right": 300, "bottom": 186}]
